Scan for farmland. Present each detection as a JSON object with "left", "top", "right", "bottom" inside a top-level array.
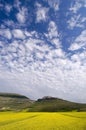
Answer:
[{"left": 0, "top": 112, "right": 86, "bottom": 130}]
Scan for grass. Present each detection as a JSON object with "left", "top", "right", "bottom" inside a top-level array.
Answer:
[
  {"left": 29, "top": 98, "right": 86, "bottom": 112},
  {"left": 0, "top": 93, "right": 34, "bottom": 112},
  {"left": 0, "top": 112, "right": 86, "bottom": 130},
  {"left": 0, "top": 93, "right": 86, "bottom": 112}
]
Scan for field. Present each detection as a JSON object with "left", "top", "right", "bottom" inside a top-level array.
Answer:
[{"left": 0, "top": 112, "right": 86, "bottom": 130}]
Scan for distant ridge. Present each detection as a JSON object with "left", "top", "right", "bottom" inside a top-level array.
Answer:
[
  {"left": 29, "top": 96, "right": 86, "bottom": 112},
  {"left": 0, "top": 92, "right": 28, "bottom": 99},
  {"left": 0, "top": 93, "right": 86, "bottom": 112}
]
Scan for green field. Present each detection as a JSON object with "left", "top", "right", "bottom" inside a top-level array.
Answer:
[{"left": 0, "top": 112, "right": 86, "bottom": 130}]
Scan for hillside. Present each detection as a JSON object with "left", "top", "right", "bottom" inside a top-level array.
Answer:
[
  {"left": 0, "top": 93, "right": 34, "bottom": 111},
  {"left": 0, "top": 93, "right": 86, "bottom": 112},
  {"left": 29, "top": 96, "right": 86, "bottom": 112}
]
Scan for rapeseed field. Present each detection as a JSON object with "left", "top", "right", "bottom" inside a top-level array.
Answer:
[{"left": 0, "top": 112, "right": 86, "bottom": 130}]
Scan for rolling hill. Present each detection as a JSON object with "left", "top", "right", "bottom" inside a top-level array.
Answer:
[
  {"left": 0, "top": 93, "right": 34, "bottom": 111},
  {"left": 29, "top": 96, "right": 86, "bottom": 112},
  {"left": 0, "top": 93, "right": 86, "bottom": 112}
]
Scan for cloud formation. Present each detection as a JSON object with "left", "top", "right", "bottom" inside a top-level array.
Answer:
[
  {"left": 0, "top": 25, "right": 86, "bottom": 102},
  {"left": 16, "top": 7, "right": 28, "bottom": 24},
  {"left": 69, "top": 30, "right": 86, "bottom": 51},
  {"left": 0, "top": 29, "right": 12, "bottom": 39},
  {"left": 67, "top": 1, "right": 86, "bottom": 29},
  {"left": 36, "top": 2, "right": 49, "bottom": 23},
  {"left": 46, "top": 0, "right": 60, "bottom": 11}
]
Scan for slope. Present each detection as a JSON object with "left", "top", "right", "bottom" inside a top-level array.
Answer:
[
  {"left": 0, "top": 93, "right": 34, "bottom": 111},
  {"left": 29, "top": 96, "right": 86, "bottom": 112}
]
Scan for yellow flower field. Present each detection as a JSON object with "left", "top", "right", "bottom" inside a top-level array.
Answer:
[{"left": 0, "top": 112, "right": 86, "bottom": 130}]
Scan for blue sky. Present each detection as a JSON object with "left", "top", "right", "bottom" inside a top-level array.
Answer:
[{"left": 0, "top": 0, "right": 86, "bottom": 102}]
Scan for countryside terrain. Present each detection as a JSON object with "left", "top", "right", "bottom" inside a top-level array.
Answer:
[
  {"left": 0, "top": 93, "right": 86, "bottom": 112},
  {"left": 0, "top": 93, "right": 86, "bottom": 130}
]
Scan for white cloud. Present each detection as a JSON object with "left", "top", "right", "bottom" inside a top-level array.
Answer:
[
  {"left": 45, "top": 21, "right": 59, "bottom": 39},
  {"left": 16, "top": 13, "right": 25, "bottom": 23},
  {"left": 67, "top": 15, "right": 85, "bottom": 29},
  {"left": 0, "top": 56, "right": 86, "bottom": 102},
  {"left": 69, "top": 44, "right": 81, "bottom": 51},
  {"left": 69, "top": 30, "right": 86, "bottom": 51},
  {"left": 36, "top": 3, "right": 49, "bottom": 23},
  {"left": 69, "top": 1, "right": 82, "bottom": 14},
  {"left": 5, "top": 4, "right": 12, "bottom": 13},
  {"left": 71, "top": 51, "right": 86, "bottom": 63},
  {"left": 0, "top": 29, "right": 12, "bottom": 39},
  {"left": 45, "top": 49, "right": 65, "bottom": 61},
  {"left": 16, "top": 7, "right": 28, "bottom": 24},
  {"left": 81, "top": 17, "right": 86, "bottom": 23},
  {"left": 51, "top": 38, "right": 61, "bottom": 48},
  {"left": 46, "top": 0, "right": 60, "bottom": 11},
  {"left": 0, "top": 28, "right": 86, "bottom": 103},
  {"left": 69, "top": 0, "right": 86, "bottom": 14},
  {"left": 3, "top": 20, "right": 16, "bottom": 28},
  {"left": 67, "top": 1, "right": 86, "bottom": 30},
  {"left": 24, "top": 31, "right": 32, "bottom": 37},
  {"left": 12, "top": 29, "right": 25, "bottom": 39}
]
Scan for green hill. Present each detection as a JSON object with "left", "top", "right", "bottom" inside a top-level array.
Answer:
[
  {"left": 0, "top": 93, "right": 86, "bottom": 112},
  {"left": 29, "top": 96, "right": 86, "bottom": 112},
  {"left": 0, "top": 93, "right": 34, "bottom": 112}
]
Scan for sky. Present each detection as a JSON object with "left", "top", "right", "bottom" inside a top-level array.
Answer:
[{"left": 0, "top": 0, "right": 86, "bottom": 103}]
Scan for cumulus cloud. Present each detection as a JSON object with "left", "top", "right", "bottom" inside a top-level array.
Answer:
[
  {"left": 69, "top": 30, "right": 86, "bottom": 51},
  {"left": 71, "top": 51, "right": 86, "bottom": 63},
  {"left": 48, "top": 21, "right": 59, "bottom": 38},
  {"left": 67, "top": 1, "right": 86, "bottom": 29},
  {"left": 46, "top": 0, "right": 60, "bottom": 11},
  {"left": 5, "top": 4, "right": 12, "bottom": 13},
  {"left": 44, "top": 21, "right": 61, "bottom": 49},
  {"left": 0, "top": 55, "right": 86, "bottom": 102},
  {"left": 16, "top": 7, "right": 28, "bottom": 24},
  {"left": 69, "top": 1, "right": 82, "bottom": 13},
  {"left": 12, "top": 29, "right": 25, "bottom": 39},
  {"left": 69, "top": 0, "right": 86, "bottom": 14},
  {"left": 36, "top": 3, "right": 49, "bottom": 23},
  {"left": 67, "top": 15, "right": 85, "bottom": 29},
  {"left": 0, "top": 29, "right": 12, "bottom": 39},
  {"left": 45, "top": 21, "right": 59, "bottom": 39}
]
